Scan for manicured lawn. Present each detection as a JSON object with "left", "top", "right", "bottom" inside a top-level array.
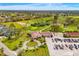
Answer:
[
  {"left": 1, "top": 22, "right": 23, "bottom": 29},
  {"left": 1, "top": 21, "right": 31, "bottom": 50},
  {"left": 27, "top": 26, "right": 49, "bottom": 31},
  {"left": 19, "top": 17, "right": 52, "bottom": 25},
  {"left": 20, "top": 45, "right": 49, "bottom": 56},
  {"left": 37, "top": 37, "right": 45, "bottom": 43},
  {"left": 68, "top": 16, "right": 79, "bottom": 18},
  {"left": 27, "top": 41, "right": 37, "bottom": 47},
  {"left": 64, "top": 25, "right": 77, "bottom": 32},
  {"left": 25, "top": 17, "right": 52, "bottom": 32},
  {"left": 2, "top": 34, "right": 30, "bottom": 51}
]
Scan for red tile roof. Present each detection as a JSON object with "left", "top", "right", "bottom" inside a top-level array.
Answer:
[
  {"left": 64, "top": 32, "right": 79, "bottom": 37},
  {"left": 31, "top": 32, "right": 53, "bottom": 39},
  {"left": 31, "top": 32, "right": 41, "bottom": 39},
  {"left": 41, "top": 32, "right": 52, "bottom": 37}
]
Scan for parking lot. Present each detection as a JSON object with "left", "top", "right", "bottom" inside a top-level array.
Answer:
[{"left": 45, "top": 33, "right": 79, "bottom": 56}]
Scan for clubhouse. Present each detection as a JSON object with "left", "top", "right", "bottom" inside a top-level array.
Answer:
[
  {"left": 64, "top": 32, "right": 79, "bottom": 37},
  {"left": 30, "top": 32, "right": 53, "bottom": 39},
  {"left": 30, "top": 32, "right": 79, "bottom": 39}
]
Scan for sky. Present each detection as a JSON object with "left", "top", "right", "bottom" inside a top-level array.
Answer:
[{"left": 0, "top": 3, "right": 79, "bottom": 10}]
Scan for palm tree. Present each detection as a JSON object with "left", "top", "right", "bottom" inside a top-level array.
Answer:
[{"left": 51, "top": 14, "right": 60, "bottom": 32}]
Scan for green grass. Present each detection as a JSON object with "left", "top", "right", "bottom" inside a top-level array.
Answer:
[
  {"left": 27, "top": 41, "right": 37, "bottom": 47},
  {"left": 64, "top": 25, "right": 77, "bottom": 32},
  {"left": 20, "top": 45, "right": 49, "bottom": 56},
  {"left": 68, "top": 16, "right": 79, "bottom": 18},
  {"left": 27, "top": 25, "right": 49, "bottom": 31},
  {"left": 1, "top": 22, "right": 23, "bottom": 29},
  {"left": 37, "top": 37, "right": 45, "bottom": 43},
  {"left": 2, "top": 34, "right": 30, "bottom": 50}
]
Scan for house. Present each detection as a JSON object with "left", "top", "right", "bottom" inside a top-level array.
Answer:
[
  {"left": 53, "top": 32, "right": 63, "bottom": 38},
  {"left": 41, "top": 32, "right": 53, "bottom": 37},
  {"left": 30, "top": 32, "right": 53, "bottom": 39},
  {"left": 31, "top": 32, "right": 42, "bottom": 39},
  {"left": 64, "top": 32, "right": 79, "bottom": 37}
]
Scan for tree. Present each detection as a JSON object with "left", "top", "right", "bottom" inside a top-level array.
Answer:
[
  {"left": 50, "top": 25, "right": 63, "bottom": 32},
  {"left": 64, "top": 17, "right": 75, "bottom": 26},
  {"left": 77, "top": 24, "right": 79, "bottom": 29},
  {"left": 0, "top": 48, "right": 4, "bottom": 56},
  {"left": 7, "top": 23, "right": 21, "bottom": 40},
  {"left": 53, "top": 14, "right": 59, "bottom": 25},
  {"left": 51, "top": 14, "right": 61, "bottom": 32},
  {"left": 9, "top": 23, "right": 15, "bottom": 29}
]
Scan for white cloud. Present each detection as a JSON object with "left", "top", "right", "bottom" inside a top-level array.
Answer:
[{"left": 0, "top": 3, "right": 79, "bottom": 10}]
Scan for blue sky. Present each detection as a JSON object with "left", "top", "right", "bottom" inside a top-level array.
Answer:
[{"left": 0, "top": 3, "right": 79, "bottom": 10}]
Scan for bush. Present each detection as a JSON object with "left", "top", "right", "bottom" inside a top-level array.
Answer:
[{"left": 31, "top": 22, "right": 49, "bottom": 27}]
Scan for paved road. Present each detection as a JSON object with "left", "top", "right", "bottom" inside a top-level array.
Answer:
[
  {"left": 45, "top": 37, "right": 54, "bottom": 56},
  {"left": 0, "top": 36, "right": 43, "bottom": 56},
  {"left": 15, "top": 47, "right": 24, "bottom": 55},
  {"left": 0, "top": 41, "right": 17, "bottom": 56},
  {"left": 15, "top": 39, "right": 42, "bottom": 55},
  {"left": 23, "top": 40, "right": 41, "bottom": 50}
]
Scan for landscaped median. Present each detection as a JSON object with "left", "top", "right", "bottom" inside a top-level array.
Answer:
[{"left": 27, "top": 41, "right": 38, "bottom": 47}]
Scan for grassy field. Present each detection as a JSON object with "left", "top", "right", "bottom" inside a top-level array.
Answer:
[
  {"left": 20, "top": 45, "right": 49, "bottom": 56},
  {"left": 2, "top": 34, "right": 30, "bottom": 50},
  {"left": 27, "top": 41, "right": 38, "bottom": 47},
  {"left": 37, "top": 37, "right": 45, "bottom": 43},
  {"left": 64, "top": 25, "right": 77, "bottom": 32},
  {"left": 1, "top": 22, "right": 23, "bottom": 29}
]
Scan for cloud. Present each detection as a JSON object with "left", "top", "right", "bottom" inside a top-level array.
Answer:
[{"left": 0, "top": 3, "right": 79, "bottom": 10}]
